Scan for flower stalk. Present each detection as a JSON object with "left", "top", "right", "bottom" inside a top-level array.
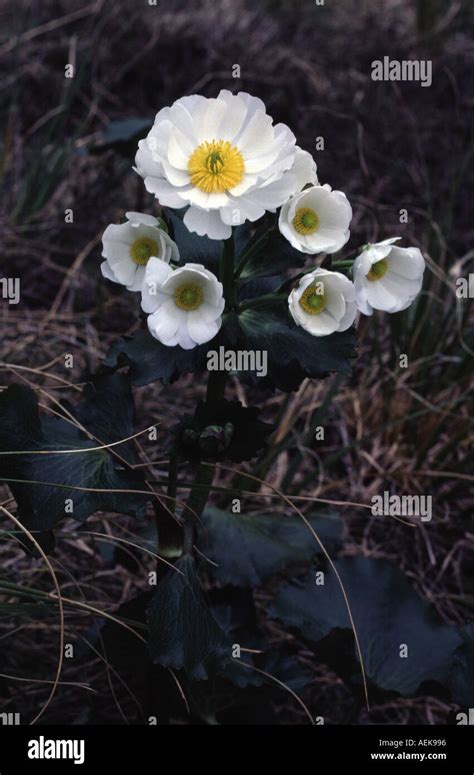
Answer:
[
  {"left": 220, "top": 233, "right": 237, "bottom": 310},
  {"left": 182, "top": 369, "right": 228, "bottom": 555}
]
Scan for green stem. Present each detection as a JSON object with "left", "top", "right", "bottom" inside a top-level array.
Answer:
[
  {"left": 332, "top": 259, "right": 354, "bottom": 268},
  {"left": 234, "top": 228, "right": 270, "bottom": 279},
  {"left": 167, "top": 453, "right": 178, "bottom": 513},
  {"left": 182, "top": 370, "right": 228, "bottom": 554},
  {"left": 239, "top": 292, "right": 281, "bottom": 311},
  {"left": 220, "top": 233, "right": 236, "bottom": 310}
]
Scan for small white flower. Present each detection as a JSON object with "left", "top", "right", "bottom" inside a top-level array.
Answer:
[
  {"left": 141, "top": 259, "right": 225, "bottom": 349},
  {"left": 101, "top": 211, "right": 179, "bottom": 292},
  {"left": 135, "top": 91, "right": 305, "bottom": 240},
  {"left": 279, "top": 184, "right": 352, "bottom": 254},
  {"left": 353, "top": 238, "right": 425, "bottom": 315},
  {"left": 288, "top": 267, "right": 357, "bottom": 336}
]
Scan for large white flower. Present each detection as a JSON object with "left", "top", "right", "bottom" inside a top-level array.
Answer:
[
  {"left": 288, "top": 267, "right": 357, "bottom": 336},
  {"left": 353, "top": 238, "right": 425, "bottom": 315},
  {"left": 101, "top": 212, "right": 179, "bottom": 292},
  {"left": 135, "top": 90, "right": 310, "bottom": 240},
  {"left": 279, "top": 184, "right": 352, "bottom": 254},
  {"left": 141, "top": 259, "right": 225, "bottom": 349}
]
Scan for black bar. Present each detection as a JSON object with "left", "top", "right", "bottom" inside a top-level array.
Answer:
[{"left": 0, "top": 724, "right": 472, "bottom": 773}]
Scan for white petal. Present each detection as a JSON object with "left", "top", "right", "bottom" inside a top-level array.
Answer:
[
  {"left": 199, "top": 300, "right": 224, "bottom": 321},
  {"left": 192, "top": 98, "right": 229, "bottom": 143},
  {"left": 161, "top": 159, "right": 190, "bottom": 187},
  {"left": 219, "top": 90, "right": 266, "bottom": 120},
  {"left": 126, "top": 265, "right": 146, "bottom": 292},
  {"left": 102, "top": 222, "right": 133, "bottom": 245},
  {"left": 183, "top": 206, "right": 232, "bottom": 240},
  {"left": 135, "top": 140, "right": 164, "bottom": 178},
  {"left": 141, "top": 259, "right": 174, "bottom": 312},
  {"left": 303, "top": 309, "right": 340, "bottom": 336},
  {"left": 147, "top": 298, "right": 183, "bottom": 343},
  {"left": 221, "top": 196, "right": 265, "bottom": 225},
  {"left": 186, "top": 310, "right": 222, "bottom": 345},
  {"left": 100, "top": 261, "right": 119, "bottom": 284},
  {"left": 175, "top": 321, "right": 196, "bottom": 350},
  {"left": 167, "top": 127, "right": 195, "bottom": 170},
  {"left": 147, "top": 120, "right": 174, "bottom": 161},
  {"left": 141, "top": 175, "right": 190, "bottom": 208},
  {"left": 235, "top": 110, "right": 277, "bottom": 160},
  {"left": 389, "top": 247, "right": 425, "bottom": 280},
  {"left": 365, "top": 280, "right": 400, "bottom": 311},
  {"left": 382, "top": 272, "right": 422, "bottom": 304},
  {"left": 324, "top": 288, "right": 346, "bottom": 321},
  {"left": 241, "top": 173, "right": 297, "bottom": 210},
  {"left": 337, "top": 300, "right": 357, "bottom": 331},
  {"left": 290, "top": 148, "right": 318, "bottom": 191},
  {"left": 103, "top": 257, "right": 136, "bottom": 286},
  {"left": 125, "top": 211, "right": 158, "bottom": 227},
  {"left": 183, "top": 187, "right": 229, "bottom": 209},
  {"left": 102, "top": 241, "right": 132, "bottom": 263}
]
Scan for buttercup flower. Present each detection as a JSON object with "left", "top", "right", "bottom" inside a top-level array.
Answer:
[
  {"left": 135, "top": 91, "right": 305, "bottom": 240},
  {"left": 288, "top": 267, "right": 357, "bottom": 336},
  {"left": 101, "top": 212, "right": 179, "bottom": 291},
  {"left": 279, "top": 184, "right": 352, "bottom": 254},
  {"left": 141, "top": 259, "right": 224, "bottom": 349},
  {"left": 353, "top": 238, "right": 425, "bottom": 315}
]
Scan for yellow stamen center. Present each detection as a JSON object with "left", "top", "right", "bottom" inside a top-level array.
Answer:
[
  {"left": 299, "top": 283, "right": 326, "bottom": 315},
  {"left": 188, "top": 139, "right": 245, "bottom": 194},
  {"left": 293, "top": 207, "right": 320, "bottom": 235},
  {"left": 366, "top": 258, "right": 389, "bottom": 281},
  {"left": 130, "top": 236, "right": 159, "bottom": 266},
  {"left": 174, "top": 282, "right": 203, "bottom": 311}
]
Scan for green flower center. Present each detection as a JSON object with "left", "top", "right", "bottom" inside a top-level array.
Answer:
[
  {"left": 299, "top": 283, "right": 326, "bottom": 315},
  {"left": 366, "top": 258, "right": 388, "bottom": 282},
  {"left": 293, "top": 207, "right": 320, "bottom": 235},
  {"left": 174, "top": 282, "right": 203, "bottom": 311},
  {"left": 130, "top": 236, "right": 159, "bottom": 266}
]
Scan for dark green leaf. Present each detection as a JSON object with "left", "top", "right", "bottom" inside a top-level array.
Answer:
[
  {"left": 449, "top": 623, "right": 474, "bottom": 706},
  {"left": 0, "top": 379, "right": 147, "bottom": 531},
  {"left": 147, "top": 555, "right": 230, "bottom": 680},
  {"left": 199, "top": 507, "right": 342, "bottom": 586},
  {"left": 165, "top": 209, "right": 222, "bottom": 272},
  {"left": 222, "top": 298, "right": 357, "bottom": 391},
  {"left": 238, "top": 218, "right": 305, "bottom": 280},
  {"left": 268, "top": 557, "right": 462, "bottom": 696},
  {"left": 104, "top": 328, "right": 209, "bottom": 386}
]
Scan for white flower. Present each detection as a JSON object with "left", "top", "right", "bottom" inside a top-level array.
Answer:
[
  {"left": 279, "top": 184, "right": 352, "bottom": 255},
  {"left": 141, "top": 259, "right": 225, "bottom": 349},
  {"left": 353, "top": 238, "right": 425, "bottom": 315},
  {"left": 288, "top": 267, "right": 357, "bottom": 336},
  {"left": 135, "top": 90, "right": 305, "bottom": 240},
  {"left": 101, "top": 212, "right": 179, "bottom": 292}
]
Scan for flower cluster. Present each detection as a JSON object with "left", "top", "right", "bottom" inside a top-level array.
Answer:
[{"left": 100, "top": 91, "right": 425, "bottom": 347}]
